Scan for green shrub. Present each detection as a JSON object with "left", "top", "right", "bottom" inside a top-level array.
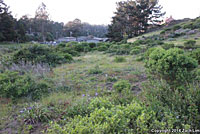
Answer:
[
  {"left": 97, "top": 46, "right": 107, "bottom": 51},
  {"left": 135, "top": 56, "right": 144, "bottom": 61},
  {"left": 64, "top": 98, "right": 90, "bottom": 118},
  {"left": 144, "top": 47, "right": 160, "bottom": 59},
  {"left": 107, "top": 45, "right": 120, "bottom": 53},
  {"left": 183, "top": 23, "right": 195, "bottom": 29},
  {"left": 60, "top": 47, "right": 79, "bottom": 56},
  {"left": 88, "top": 65, "right": 102, "bottom": 74},
  {"left": 0, "top": 71, "right": 50, "bottom": 100},
  {"left": 164, "top": 28, "right": 172, "bottom": 31},
  {"left": 47, "top": 101, "right": 169, "bottom": 134},
  {"left": 143, "top": 80, "right": 200, "bottom": 129},
  {"left": 114, "top": 56, "right": 126, "bottom": 63},
  {"left": 21, "top": 103, "right": 57, "bottom": 124},
  {"left": 88, "top": 97, "right": 113, "bottom": 111},
  {"left": 113, "top": 80, "right": 131, "bottom": 93},
  {"left": 57, "top": 43, "right": 66, "bottom": 48},
  {"left": 133, "top": 40, "right": 145, "bottom": 45},
  {"left": 160, "top": 30, "right": 166, "bottom": 34},
  {"left": 190, "top": 48, "right": 200, "bottom": 64},
  {"left": 88, "top": 43, "right": 96, "bottom": 48},
  {"left": 173, "top": 25, "right": 182, "bottom": 31},
  {"left": 145, "top": 48, "right": 198, "bottom": 86},
  {"left": 13, "top": 45, "right": 73, "bottom": 66},
  {"left": 195, "top": 68, "right": 200, "bottom": 81},
  {"left": 184, "top": 40, "right": 196, "bottom": 49},
  {"left": 162, "top": 43, "right": 175, "bottom": 50},
  {"left": 118, "top": 44, "right": 131, "bottom": 54},
  {"left": 106, "top": 76, "right": 118, "bottom": 82},
  {"left": 130, "top": 46, "right": 142, "bottom": 55},
  {"left": 145, "top": 39, "right": 164, "bottom": 47},
  {"left": 73, "top": 43, "right": 86, "bottom": 52}
]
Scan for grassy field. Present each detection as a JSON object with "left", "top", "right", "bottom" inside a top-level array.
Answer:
[
  {"left": 0, "top": 52, "right": 147, "bottom": 133},
  {"left": 1, "top": 17, "right": 200, "bottom": 133}
]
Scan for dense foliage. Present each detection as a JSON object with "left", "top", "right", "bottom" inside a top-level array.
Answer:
[
  {"left": 145, "top": 48, "right": 198, "bottom": 86},
  {"left": 107, "top": 0, "right": 165, "bottom": 41},
  {"left": 13, "top": 45, "right": 73, "bottom": 66},
  {"left": 0, "top": 1, "right": 107, "bottom": 43},
  {"left": 0, "top": 71, "right": 50, "bottom": 100}
]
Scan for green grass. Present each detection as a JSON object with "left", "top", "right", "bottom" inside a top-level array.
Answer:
[
  {"left": 0, "top": 51, "right": 147, "bottom": 133},
  {"left": 1, "top": 17, "right": 199, "bottom": 133},
  {"left": 127, "top": 30, "right": 161, "bottom": 43}
]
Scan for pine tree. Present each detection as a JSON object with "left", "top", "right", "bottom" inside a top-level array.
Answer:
[
  {"left": 0, "top": 0, "right": 17, "bottom": 42},
  {"left": 107, "top": 0, "right": 165, "bottom": 41}
]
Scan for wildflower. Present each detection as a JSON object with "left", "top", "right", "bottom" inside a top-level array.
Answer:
[
  {"left": 27, "top": 107, "right": 32, "bottom": 110},
  {"left": 82, "top": 94, "right": 85, "bottom": 97},
  {"left": 20, "top": 110, "right": 24, "bottom": 113},
  {"left": 95, "top": 92, "right": 98, "bottom": 96}
]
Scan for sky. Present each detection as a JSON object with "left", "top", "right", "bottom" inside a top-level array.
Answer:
[{"left": 4, "top": 0, "right": 200, "bottom": 25}]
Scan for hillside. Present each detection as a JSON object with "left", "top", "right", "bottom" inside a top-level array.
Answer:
[
  {"left": 128, "top": 17, "right": 200, "bottom": 48},
  {"left": 0, "top": 18, "right": 200, "bottom": 134}
]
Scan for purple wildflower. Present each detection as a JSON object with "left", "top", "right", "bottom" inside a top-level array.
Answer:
[
  {"left": 95, "top": 92, "right": 98, "bottom": 96},
  {"left": 82, "top": 94, "right": 85, "bottom": 97},
  {"left": 27, "top": 107, "right": 32, "bottom": 110},
  {"left": 20, "top": 110, "right": 24, "bottom": 113}
]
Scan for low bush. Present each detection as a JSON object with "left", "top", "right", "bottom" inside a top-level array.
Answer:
[
  {"left": 190, "top": 48, "right": 200, "bottom": 64},
  {"left": 64, "top": 98, "right": 90, "bottom": 118},
  {"left": 88, "top": 42, "right": 96, "bottom": 48},
  {"left": 97, "top": 46, "right": 108, "bottom": 51},
  {"left": 143, "top": 80, "right": 200, "bottom": 129},
  {"left": 88, "top": 97, "right": 113, "bottom": 111},
  {"left": 113, "top": 80, "right": 131, "bottom": 93},
  {"left": 145, "top": 48, "right": 198, "bottom": 86},
  {"left": 183, "top": 23, "right": 194, "bottom": 29},
  {"left": 144, "top": 47, "right": 160, "bottom": 59},
  {"left": 130, "top": 46, "right": 142, "bottom": 55},
  {"left": 182, "top": 21, "right": 200, "bottom": 30},
  {"left": 114, "top": 56, "right": 126, "bottom": 63},
  {"left": 194, "top": 68, "right": 200, "bottom": 81},
  {"left": 47, "top": 100, "right": 173, "bottom": 134},
  {"left": 184, "top": 40, "right": 196, "bottom": 49},
  {"left": 0, "top": 71, "right": 50, "bottom": 101},
  {"left": 118, "top": 44, "right": 131, "bottom": 55},
  {"left": 13, "top": 45, "right": 73, "bottom": 66},
  {"left": 106, "top": 76, "right": 118, "bottom": 82},
  {"left": 59, "top": 47, "right": 79, "bottom": 56},
  {"left": 173, "top": 25, "right": 182, "bottom": 31},
  {"left": 107, "top": 45, "right": 120, "bottom": 53},
  {"left": 162, "top": 43, "right": 175, "bottom": 50},
  {"left": 88, "top": 65, "right": 102, "bottom": 74},
  {"left": 160, "top": 30, "right": 166, "bottom": 34},
  {"left": 146, "top": 39, "right": 164, "bottom": 47},
  {"left": 20, "top": 103, "right": 57, "bottom": 124}
]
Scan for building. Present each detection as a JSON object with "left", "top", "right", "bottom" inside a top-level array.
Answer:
[
  {"left": 57, "top": 37, "right": 76, "bottom": 43},
  {"left": 57, "top": 36, "right": 108, "bottom": 44},
  {"left": 165, "top": 16, "right": 175, "bottom": 24}
]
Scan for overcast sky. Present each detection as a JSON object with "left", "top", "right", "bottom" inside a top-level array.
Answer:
[{"left": 4, "top": 0, "right": 200, "bottom": 25}]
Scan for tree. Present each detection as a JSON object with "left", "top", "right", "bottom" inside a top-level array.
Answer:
[
  {"left": 0, "top": 0, "right": 17, "bottom": 42},
  {"left": 108, "top": 0, "right": 165, "bottom": 41},
  {"left": 107, "top": 18, "right": 124, "bottom": 42},
  {"left": 64, "top": 19, "right": 82, "bottom": 37},
  {"left": 0, "top": 0, "right": 7, "bottom": 14},
  {"left": 35, "top": 2, "right": 49, "bottom": 42}
]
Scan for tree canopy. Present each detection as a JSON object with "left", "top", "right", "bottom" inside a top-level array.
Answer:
[
  {"left": 0, "top": 1, "right": 107, "bottom": 43},
  {"left": 107, "top": 0, "right": 165, "bottom": 41}
]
